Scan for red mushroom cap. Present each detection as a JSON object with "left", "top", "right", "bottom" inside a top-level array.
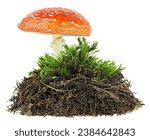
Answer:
[{"left": 18, "top": 7, "right": 91, "bottom": 36}]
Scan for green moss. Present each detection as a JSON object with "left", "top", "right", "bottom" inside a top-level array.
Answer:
[{"left": 30, "top": 37, "right": 124, "bottom": 81}]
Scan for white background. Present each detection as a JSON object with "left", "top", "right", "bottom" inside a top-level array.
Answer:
[{"left": 0, "top": 0, "right": 150, "bottom": 139}]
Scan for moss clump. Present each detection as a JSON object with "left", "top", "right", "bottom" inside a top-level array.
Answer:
[{"left": 32, "top": 37, "right": 124, "bottom": 81}]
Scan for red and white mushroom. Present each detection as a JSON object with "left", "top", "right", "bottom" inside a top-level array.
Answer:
[{"left": 18, "top": 7, "right": 91, "bottom": 55}]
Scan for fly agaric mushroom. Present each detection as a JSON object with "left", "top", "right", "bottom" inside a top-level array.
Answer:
[{"left": 18, "top": 7, "right": 91, "bottom": 55}]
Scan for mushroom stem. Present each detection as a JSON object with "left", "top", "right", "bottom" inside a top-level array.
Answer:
[{"left": 50, "top": 34, "right": 65, "bottom": 55}]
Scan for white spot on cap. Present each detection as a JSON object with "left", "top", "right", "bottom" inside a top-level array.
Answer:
[
  {"left": 50, "top": 11, "right": 54, "bottom": 15},
  {"left": 62, "top": 22, "right": 66, "bottom": 25},
  {"left": 48, "top": 14, "right": 53, "bottom": 17}
]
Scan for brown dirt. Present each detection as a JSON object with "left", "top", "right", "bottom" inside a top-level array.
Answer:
[{"left": 8, "top": 73, "right": 143, "bottom": 116}]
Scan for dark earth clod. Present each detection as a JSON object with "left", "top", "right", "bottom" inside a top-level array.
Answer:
[{"left": 8, "top": 72, "right": 143, "bottom": 116}]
